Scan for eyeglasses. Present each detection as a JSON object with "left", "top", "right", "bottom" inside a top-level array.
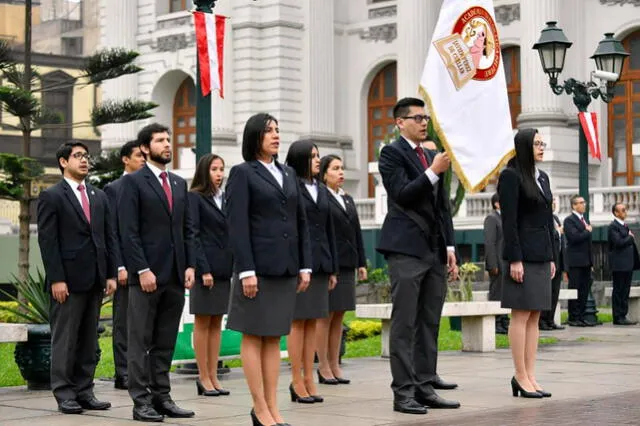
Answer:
[
  {"left": 71, "top": 152, "right": 91, "bottom": 160},
  {"left": 402, "top": 114, "right": 431, "bottom": 123},
  {"left": 534, "top": 141, "right": 547, "bottom": 148}
]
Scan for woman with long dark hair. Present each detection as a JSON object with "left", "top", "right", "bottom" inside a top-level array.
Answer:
[
  {"left": 316, "top": 154, "right": 367, "bottom": 385},
  {"left": 285, "top": 141, "right": 338, "bottom": 403},
  {"left": 225, "top": 113, "right": 312, "bottom": 426},
  {"left": 188, "top": 154, "right": 233, "bottom": 397},
  {"left": 498, "top": 128, "right": 556, "bottom": 399}
]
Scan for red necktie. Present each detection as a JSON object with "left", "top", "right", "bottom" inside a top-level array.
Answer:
[
  {"left": 415, "top": 147, "right": 429, "bottom": 170},
  {"left": 581, "top": 217, "right": 587, "bottom": 228},
  {"left": 77, "top": 184, "right": 91, "bottom": 223},
  {"left": 160, "top": 171, "right": 173, "bottom": 212}
]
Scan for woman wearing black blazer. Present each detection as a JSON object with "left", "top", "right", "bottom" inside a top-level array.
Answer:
[
  {"left": 316, "top": 154, "right": 367, "bottom": 385},
  {"left": 188, "top": 154, "right": 233, "bottom": 397},
  {"left": 498, "top": 128, "right": 556, "bottom": 399},
  {"left": 285, "top": 141, "right": 338, "bottom": 403},
  {"left": 226, "top": 113, "right": 312, "bottom": 426}
]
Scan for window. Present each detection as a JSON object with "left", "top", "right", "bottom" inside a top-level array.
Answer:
[
  {"left": 41, "top": 71, "right": 73, "bottom": 140},
  {"left": 170, "top": 0, "right": 190, "bottom": 12},
  {"left": 608, "top": 30, "right": 640, "bottom": 186},
  {"left": 502, "top": 46, "right": 521, "bottom": 129},
  {"left": 172, "top": 77, "right": 196, "bottom": 169},
  {"left": 367, "top": 62, "right": 397, "bottom": 197}
]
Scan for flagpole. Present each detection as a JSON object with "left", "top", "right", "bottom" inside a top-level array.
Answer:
[{"left": 194, "top": 0, "right": 216, "bottom": 163}]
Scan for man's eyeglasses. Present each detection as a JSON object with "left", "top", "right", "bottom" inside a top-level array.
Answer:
[
  {"left": 71, "top": 152, "right": 91, "bottom": 161},
  {"left": 402, "top": 114, "right": 431, "bottom": 123},
  {"left": 534, "top": 141, "right": 547, "bottom": 148}
]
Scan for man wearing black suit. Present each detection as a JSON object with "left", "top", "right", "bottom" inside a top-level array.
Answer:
[
  {"left": 483, "top": 193, "right": 508, "bottom": 334},
  {"left": 37, "top": 142, "right": 117, "bottom": 414},
  {"left": 104, "top": 140, "right": 146, "bottom": 390},
  {"left": 377, "top": 98, "right": 460, "bottom": 415},
  {"left": 540, "top": 198, "right": 567, "bottom": 330},
  {"left": 118, "top": 123, "right": 196, "bottom": 422},
  {"left": 607, "top": 202, "right": 640, "bottom": 325},
  {"left": 564, "top": 195, "right": 595, "bottom": 326}
]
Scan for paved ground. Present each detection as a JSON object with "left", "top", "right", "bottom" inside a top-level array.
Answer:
[{"left": 1, "top": 323, "right": 640, "bottom": 425}]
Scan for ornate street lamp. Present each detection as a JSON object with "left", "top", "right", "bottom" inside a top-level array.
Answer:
[
  {"left": 533, "top": 22, "right": 629, "bottom": 324},
  {"left": 194, "top": 0, "right": 217, "bottom": 162}
]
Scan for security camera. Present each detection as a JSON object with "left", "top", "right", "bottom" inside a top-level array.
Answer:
[{"left": 592, "top": 70, "right": 619, "bottom": 82}]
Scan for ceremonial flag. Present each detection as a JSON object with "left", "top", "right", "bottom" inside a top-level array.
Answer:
[
  {"left": 419, "top": 0, "right": 514, "bottom": 193},
  {"left": 193, "top": 12, "right": 225, "bottom": 97},
  {"left": 578, "top": 112, "right": 601, "bottom": 160}
]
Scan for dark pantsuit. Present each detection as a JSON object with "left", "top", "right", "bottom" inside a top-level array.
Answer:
[
  {"left": 612, "top": 271, "right": 633, "bottom": 321},
  {"left": 568, "top": 267, "right": 591, "bottom": 321},
  {"left": 50, "top": 289, "right": 102, "bottom": 402},
  {"left": 388, "top": 252, "right": 446, "bottom": 400},
  {"left": 128, "top": 282, "right": 185, "bottom": 406},
  {"left": 112, "top": 284, "right": 128, "bottom": 380},
  {"left": 488, "top": 273, "right": 502, "bottom": 302},
  {"left": 540, "top": 262, "right": 562, "bottom": 325}
]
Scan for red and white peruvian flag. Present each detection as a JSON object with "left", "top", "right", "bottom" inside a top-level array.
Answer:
[
  {"left": 193, "top": 12, "right": 225, "bottom": 98},
  {"left": 578, "top": 112, "right": 601, "bottom": 161}
]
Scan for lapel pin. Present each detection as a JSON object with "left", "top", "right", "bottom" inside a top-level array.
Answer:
[{"left": 91, "top": 191, "right": 95, "bottom": 195}]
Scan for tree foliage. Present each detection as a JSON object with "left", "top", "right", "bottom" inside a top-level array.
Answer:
[
  {"left": 89, "top": 149, "right": 124, "bottom": 190},
  {"left": 0, "top": 153, "right": 43, "bottom": 200}
]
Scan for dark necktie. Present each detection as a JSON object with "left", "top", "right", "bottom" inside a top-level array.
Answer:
[
  {"left": 581, "top": 217, "right": 587, "bottom": 228},
  {"left": 415, "top": 147, "right": 429, "bottom": 170},
  {"left": 77, "top": 184, "right": 91, "bottom": 223},
  {"left": 160, "top": 171, "right": 173, "bottom": 212}
]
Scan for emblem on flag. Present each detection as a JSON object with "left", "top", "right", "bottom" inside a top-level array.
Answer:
[{"left": 193, "top": 12, "right": 226, "bottom": 98}]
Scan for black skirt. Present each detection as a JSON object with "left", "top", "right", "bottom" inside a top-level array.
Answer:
[
  {"left": 294, "top": 272, "right": 330, "bottom": 320},
  {"left": 189, "top": 278, "right": 230, "bottom": 316},
  {"left": 329, "top": 268, "right": 356, "bottom": 312},
  {"left": 501, "top": 261, "right": 552, "bottom": 311}
]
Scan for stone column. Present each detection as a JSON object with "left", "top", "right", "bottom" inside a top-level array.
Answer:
[
  {"left": 396, "top": 0, "right": 442, "bottom": 99},
  {"left": 100, "top": 0, "right": 138, "bottom": 149},
  {"left": 518, "top": 0, "right": 567, "bottom": 127}
]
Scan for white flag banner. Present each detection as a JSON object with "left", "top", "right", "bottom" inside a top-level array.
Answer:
[{"left": 419, "top": 0, "right": 514, "bottom": 193}]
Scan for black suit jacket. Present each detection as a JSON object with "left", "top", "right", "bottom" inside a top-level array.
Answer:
[
  {"left": 563, "top": 213, "right": 593, "bottom": 268},
  {"left": 188, "top": 191, "right": 234, "bottom": 280},
  {"left": 117, "top": 165, "right": 196, "bottom": 286},
  {"left": 37, "top": 179, "right": 118, "bottom": 292},
  {"left": 328, "top": 192, "right": 367, "bottom": 269},
  {"left": 498, "top": 167, "right": 556, "bottom": 263},
  {"left": 483, "top": 210, "right": 503, "bottom": 271},
  {"left": 104, "top": 176, "right": 125, "bottom": 269},
  {"left": 607, "top": 220, "right": 640, "bottom": 272},
  {"left": 225, "top": 160, "right": 312, "bottom": 277},
  {"left": 553, "top": 214, "right": 566, "bottom": 272},
  {"left": 376, "top": 137, "right": 455, "bottom": 262},
  {"left": 300, "top": 181, "right": 338, "bottom": 275}
]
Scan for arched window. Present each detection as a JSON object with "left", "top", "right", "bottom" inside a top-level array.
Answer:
[
  {"left": 502, "top": 46, "right": 521, "bottom": 129},
  {"left": 41, "top": 70, "right": 73, "bottom": 140},
  {"left": 172, "top": 77, "right": 196, "bottom": 169},
  {"left": 368, "top": 62, "right": 397, "bottom": 197},
  {"left": 170, "top": 0, "right": 190, "bottom": 13},
  {"left": 608, "top": 29, "right": 640, "bottom": 186}
]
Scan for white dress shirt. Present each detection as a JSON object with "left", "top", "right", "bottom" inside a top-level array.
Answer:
[
  {"left": 402, "top": 137, "right": 440, "bottom": 185},
  {"left": 615, "top": 217, "right": 625, "bottom": 226},
  {"left": 64, "top": 177, "right": 89, "bottom": 208},
  {"left": 329, "top": 187, "right": 346, "bottom": 210},
  {"left": 304, "top": 180, "right": 318, "bottom": 203},
  {"left": 213, "top": 191, "right": 223, "bottom": 210},
  {"left": 258, "top": 159, "right": 283, "bottom": 187},
  {"left": 534, "top": 167, "right": 544, "bottom": 193}
]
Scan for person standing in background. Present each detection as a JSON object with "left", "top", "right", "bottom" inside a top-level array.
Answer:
[
  {"left": 484, "top": 193, "right": 508, "bottom": 334},
  {"left": 539, "top": 197, "right": 566, "bottom": 330}
]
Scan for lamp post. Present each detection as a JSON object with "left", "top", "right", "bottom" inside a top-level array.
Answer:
[
  {"left": 533, "top": 22, "right": 629, "bottom": 325},
  {"left": 194, "top": 0, "right": 217, "bottom": 162}
]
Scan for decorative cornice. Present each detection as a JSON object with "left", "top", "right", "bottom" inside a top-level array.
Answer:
[
  {"left": 599, "top": 0, "right": 640, "bottom": 6},
  {"left": 368, "top": 6, "right": 397, "bottom": 19},
  {"left": 359, "top": 23, "right": 397, "bottom": 43},
  {"left": 232, "top": 20, "right": 304, "bottom": 31},
  {"left": 494, "top": 4, "right": 520, "bottom": 26}
]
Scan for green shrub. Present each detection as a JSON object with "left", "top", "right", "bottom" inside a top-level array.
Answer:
[
  {"left": 0, "top": 301, "right": 21, "bottom": 323},
  {"left": 346, "top": 320, "right": 382, "bottom": 341}
]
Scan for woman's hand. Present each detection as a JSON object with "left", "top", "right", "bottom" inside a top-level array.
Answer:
[
  {"left": 510, "top": 261, "right": 524, "bottom": 283},
  {"left": 202, "top": 273, "right": 214, "bottom": 288},
  {"left": 357, "top": 267, "right": 367, "bottom": 281},
  {"left": 328, "top": 274, "right": 338, "bottom": 291},
  {"left": 550, "top": 262, "right": 556, "bottom": 279},
  {"left": 242, "top": 276, "right": 258, "bottom": 298},
  {"left": 297, "top": 272, "right": 311, "bottom": 293}
]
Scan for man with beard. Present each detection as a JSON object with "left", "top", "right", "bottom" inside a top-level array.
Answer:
[
  {"left": 104, "top": 140, "right": 146, "bottom": 390},
  {"left": 118, "top": 123, "right": 196, "bottom": 422},
  {"left": 37, "top": 142, "right": 117, "bottom": 414}
]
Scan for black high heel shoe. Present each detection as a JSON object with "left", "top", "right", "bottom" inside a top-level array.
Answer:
[
  {"left": 317, "top": 370, "right": 339, "bottom": 385},
  {"left": 214, "top": 386, "right": 230, "bottom": 396},
  {"left": 535, "top": 388, "right": 552, "bottom": 397},
  {"left": 334, "top": 376, "right": 350, "bottom": 384},
  {"left": 310, "top": 394, "right": 324, "bottom": 403},
  {"left": 511, "top": 377, "right": 543, "bottom": 398},
  {"left": 289, "top": 384, "right": 315, "bottom": 403},
  {"left": 196, "top": 379, "right": 220, "bottom": 396},
  {"left": 251, "top": 409, "right": 278, "bottom": 426}
]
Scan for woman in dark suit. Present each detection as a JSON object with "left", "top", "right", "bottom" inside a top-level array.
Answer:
[
  {"left": 226, "top": 113, "right": 312, "bottom": 426},
  {"left": 188, "top": 154, "right": 233, "bottom": 397},
  {"left": 498, "top": 128, "right": 556, "bottom": 399},
  {"left": 316, "top": 154, "right": 367, "bottom": 384},
  {"left": 285, "top": 141, "right": 338, "bottom": 403}
]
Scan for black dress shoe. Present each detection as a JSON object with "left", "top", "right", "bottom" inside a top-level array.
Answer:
[
  {"left": 393, "top": 398, "right": 427, "bottom": 414},
  {"left": 289, "top": 384, "right": 315, "bottom": 403},
  {"left": 58, "top": 399, "right": 83, "bottom": 414},
  {"left": 133, "top": 404, "right": 164, "bottom": 422},
  {"left": 538, "top": 322, "right": 553, "bottom": 331},
  {"left": 335, "top": 376, "right": 351, "bottom": 384},
  {"left": 614, "top": 318, "right": 638, "bottom": 325},
  {"left": 317, "top": 370, "right": 339, "bottom": 385},
  {"left": 535, "top": 389, "right": 552, "bottom": 397},
  {"left": 550, "top": 323, "right": 565, "bottom": 330},
  {"left": 115, "top": 376, "right": 129, "bottom": 390},
  {"left": 153, "top": 399, "right": 194, "bottom": 418},
  {"left": 510, "top": 377, "right": 542, "bottom": 398},
  {"left": 567, "top": 320, "right": 586, "bottom": 327},
  {"left": 214, "top": 387, "right": 231, "bottom": 396},
  {"left": 196, "top": 379, "right": 220, "bottom": 396},
  {"left": 311, "top": 394, "right": 324, "bottom": 403},
  {"left": 582, "top": 320, "right": 597, "bottom": 327},
  {"left": 415, "top": 393, "right": 461, "bottom": 408},
  {"left": 429, "top": 376, "right": 458, "bottom": 390},
  {"left": 77, "top": 396, "right": 111, "bottom": 410}
]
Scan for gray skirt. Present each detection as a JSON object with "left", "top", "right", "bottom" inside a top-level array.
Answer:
[
  {"left": 329, "top": 268, "right": 356, "bottom": 312},
  {"left": 227, "top": 275, "right": 298, "bottom": 337},
  {"left": 501, "top": 261, "right": 552, "bottom": 311},
  {"left": 189, "top": 278, "right": 230, "bottom": 316},
  {"left": 293, "top": 272, "right": 329, "bottom": 320}
]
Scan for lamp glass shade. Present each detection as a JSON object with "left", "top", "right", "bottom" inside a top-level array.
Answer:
[
  {"left": 532, "top": 21, "right": 573, "bottom": 77},
  {"left": 591, "top": 32, "right": 629, "bottom": 78}
]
